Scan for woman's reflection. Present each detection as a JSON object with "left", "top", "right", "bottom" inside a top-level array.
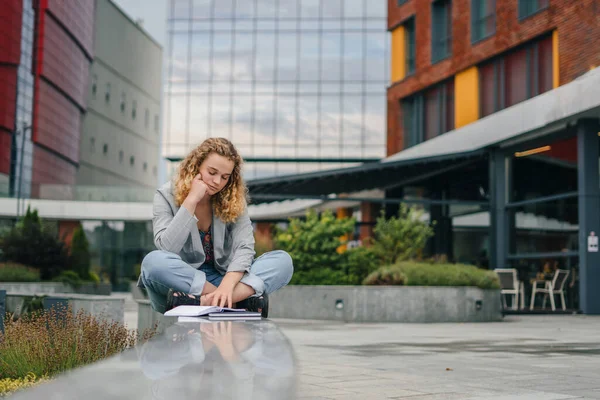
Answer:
[{"left": 139, "top": 320, "right": 296, "bottom": 399}]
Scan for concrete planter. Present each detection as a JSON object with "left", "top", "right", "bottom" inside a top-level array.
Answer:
[
  {"left": 5, "top": 293, "right": 124, "bottom": 324},
  {"left": 0, "top": 282, "right": 112, "bottom": 296},
  {"left": 137, "top": 299, "right": 176, "bottom": 334},
  {"left": 268, "top": 285, "right": 503, "bottom": 323}
]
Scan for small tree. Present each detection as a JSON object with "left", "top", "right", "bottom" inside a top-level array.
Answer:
[
  {"left": 370, "top": 204, "right": 435, "bottom": 265},
  {"left": 0, "top": 206, "right": 68, "bottom": 280},
  {"left": 69, "top": 226, "right": 91, "bottom": 280}
]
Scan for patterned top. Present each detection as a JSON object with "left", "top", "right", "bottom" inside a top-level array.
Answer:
[{"left": 199, "top": 225, "right": 214, "bottom": 265}]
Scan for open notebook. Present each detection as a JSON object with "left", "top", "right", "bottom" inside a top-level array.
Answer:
[{"left": 164, "top": 305, "right": 247, "bottom": 317}]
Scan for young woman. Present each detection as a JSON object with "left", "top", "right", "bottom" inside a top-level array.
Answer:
[{"left": 138, "top": 137, "right": 293, "bottom": 317}]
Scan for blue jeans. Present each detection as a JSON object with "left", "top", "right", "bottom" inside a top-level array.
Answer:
[{"left": 141, "top": 250, "right": 294, "bottom": 313}]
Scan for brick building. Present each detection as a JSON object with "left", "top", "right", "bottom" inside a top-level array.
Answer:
[{"left": 387, "top": 0, "right": 599, "bottom": 154}]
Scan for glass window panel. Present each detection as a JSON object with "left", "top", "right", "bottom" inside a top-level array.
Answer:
[
  {"left": 537, "top": 35, "right": 553, "bottom": 94},
  {"left": 365, "top": 83, "right": 385, "bottom": 93},
  {"left": 342, "top": 96, "right": 363, "bottom": 143},
  {"left": 192, "top": 0, "right": 212, "bottom": 19},
  {"left": 211, "top": 32, "right": 233, "bottom": 81},
  {"left": 279, "top": 0, "right": 299, "bottom": 18},
  {"left": 343, "top": 32, "right": 364, "bottom": 81},
  {"left": 234, "top": 0, "right": 255, "bottom": 18},
  {"left": 255, "top": 33, "right": 276, "bottom": 81},
  {"left": 191, "top": 21, "right": 211, "bottom": 31},
  {"left": 211, "top": 81, "right": 231, "bottom": 93},
  {"left": 189, "top": 95, "right": 209, "bottom": 138},
  {"left": 344, "top": 83, "right": 363, "bottom": 94},
  {"left": 300, "top": 20, "right": 319, "bottom": 31},
  {"left": 276, "top": 83, "right": 296, "bottom": 95},
  {"left": 278, "top": 21, "right": 297, "bottom": 31},
  {"left": 479, "top": 61, "right": 495, "bottom": 117},
  {"left": 171, "top": 0, "right": 191, "bottom": 19},
  {"left": 254, "top": 94, "right": 276, "bottom": 141},
  {"left": 232, "top": 94, "right": 253, "bottom": 144},
  {"left": 320, "top": 96, "right": 342, "bottom": 143},
  {"left": 300, "top": 0, "right": 320, "bottom": 19},
  {"left": 298, "top": 83, "right": 319, "bottom": 94},
  {"left": 299, "top": 33, "right": 320, "bottom": 81},
  {"left": 169, "top": 34, "right": 190, "bottom": 83},
  {"left": 321, "top": 32, "right": 342, "bottom": 81},
  {"left": 365, "top": 95, "right": 385, "bottom": 142},
  {"left": 233, "top": 32, "right": 253, "bottom": 80},
  {"left": 405, "top": 18, "right": 416, "bottom": 75},
  {"left": 321, "top": 82, "right": 341, "bottom": 94},
  {"left": 505, "top": 48, "right": 527, "bottom": 107},
  {"left": 424, "top": 86, "right": 440, "bottom": 140},
  {"left": 343, "top": 0, "right": 364, "bottom": 18},
  {"left": 170, "top": 20, "right": 190, "bottom": 31},
  {"left": 365, "top": 20, "right": 385, "bottom": 31},
  {"left": 189, "top": 33, "right": 211, "bottom": 82},
  {"left": 213, "top": 0, "right": 233, "bottom": 18},
  {"left": 365, "top": 33, "right": 386, "bottom": 80},
  {"left": 276, "top": 97, "right": 298, "bottom": 143},
  {"left": 298, "top": 96, "right": 319, "bottom": 144},
  {"left": 367, "top": 0, "right": 386, "bottom": 17},
  {"left": 510, "top": 197, "right": 579, "bottom": 254},
  {"left": 167, "top": 96, "right": 188, "bottom": 147},
  {"left": 209, "top": 93, "right": 232, "bottom": 137},
  {"left": 233, "top": 82, "right": 253, "bottom": 94},
  {"left": 256, "top": 1, "right": 277, "bottom": 18},
  {"left": 445, "top": 79, "right": 455, "bottom": 132},
  {"left": 257, "top": 20, "right": 276, "bottom": 30},
  {"left": 213, "top": 21, "right": 232, "bottom": 30},
  {"left": 255, "top": 82, "right": 275, "bottom": 94},
  {"left": 322, "top": 0, "right": 342, "bottom": 19},
  {"left": 278, "top": 33, "right": 299, "bottom": 82},
  {"left": 236, "top": 20, "right": 254, "bottom": 31},
  {"left": 322, "top": 20, "right": 342, "bottom": 30}
]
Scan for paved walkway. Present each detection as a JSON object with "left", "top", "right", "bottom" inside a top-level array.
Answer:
[{"left": 275, "top": 315, "right": 600, "bottom": 400}]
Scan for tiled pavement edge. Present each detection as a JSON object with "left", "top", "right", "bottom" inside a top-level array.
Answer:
[{"left": 275, "top": 316, "right": 600, "bottom": 400}]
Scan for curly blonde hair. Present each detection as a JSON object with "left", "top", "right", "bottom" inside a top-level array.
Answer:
[{"left": 173, "top": 138, "right": 248, "bottom": 223}]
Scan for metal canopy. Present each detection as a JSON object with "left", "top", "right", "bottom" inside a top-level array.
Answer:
[{"left": 248, "top": 150, "right": 485, "bottom": 203}]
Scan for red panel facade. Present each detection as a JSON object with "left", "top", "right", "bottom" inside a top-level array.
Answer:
[
  {"left": 0, "top": 0, "right": 22, "bottom": 175},
  {"left": 47, "top": 0, "right": 95, "bottom": 58},
  {"left": 31, "top": 0, "right": 94, "bottom": 190},
  {"left": 31, "top": 145, "right": 77, "bottom": 197},
  {"left": 36, "top": 80, "right": 81, "bottom": 163},
  {"left": 0, "top": 0, "right": 23, "bottom": 65},
  {"left": 387, "top": 0, "right": 600, "bottom": 155},
  {"left": 40, "top": 16, "right": 90, "bottom": 108}
]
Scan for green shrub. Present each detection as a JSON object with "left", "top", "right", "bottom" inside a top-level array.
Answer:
[
  {"left": 0, "top": 207, "right": 68, "bottom": 280},
  {"left": 51, "top": 270, "right": 82, "bottom": 289},
  {"left": 289, "top": 268, "right": 351, "bottom": 285},
  {"left": 0, "top": 306, "right": 157, "bottom": 380},
  {"left": 69, "top": 226, "right": 90, "bottom": 280},
  {"left": 370, "top": 205, "right": 435, "bottom": 265},
  {"left": 0, "top": 263, "right": 40, "bottom": 282},
  {"left": 88, "top": 271, "right": 101, "bottom": 284},
  {"left": 274, "top": 209, "right": 354, "bottom": 275},
  {"left": 363, "top": 261, "right": 500, "bottom": 289}
]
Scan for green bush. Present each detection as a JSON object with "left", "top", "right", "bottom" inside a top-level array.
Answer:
[
  {"left": 370, "top": 205, "right": 435, "bottom": 265},
  {"left": 274, "top": 209, "right": 354, "bottom": 275},
  {"left": 51, "top": 270, "right": 82, "bottom": 289},
  {"left": 0, "top": 262, "right": 40, "bottom": 282},
  {"left": 88, "top": 271, "right": 101, "bottom": 284},
  {"left": 0, "top": 207, "right": 68, "bottom": 280},
  {"left": 69, "top": 226, "right": 90, "bottom": 280},
  {"left": 363, "top": 261, "right": 500, "bottom": 289}
]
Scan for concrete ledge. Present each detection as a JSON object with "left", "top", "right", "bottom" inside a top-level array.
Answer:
[
  {"left": 136, "top": 300, "right": 176, "bottom": 334},
  {"left": 0, "top": 282, "right": 112, "bottom": 296},
  {"left": 5, "top": 293, "right": 124, "bottom": 324},
  {"left": 268, "top": 285, "right": 503, "bottom": 323}
]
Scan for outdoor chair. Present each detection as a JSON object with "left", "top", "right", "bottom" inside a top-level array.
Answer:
[
  {"left": 496, "top": 268, "right": 523, "bottom": 310},
  {"left": 530, "top": 269, "right": 570, "bottom": 311}
]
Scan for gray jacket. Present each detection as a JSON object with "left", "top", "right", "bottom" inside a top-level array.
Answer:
[{"left": 138, "top": 182, "right": 256, "bottom": 288}]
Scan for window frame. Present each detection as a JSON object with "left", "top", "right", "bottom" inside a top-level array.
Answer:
[
  {"left": 471, "top": 0, "right": 496, "bottom": 44},
  {"left": 431, "top": 0, "right": 452, "bottom": 64},
  {"left": 518, "top": 0, "right": 549, "bottom": 20},
  {"left": 404, "top": 17, "right": 416, "bottom": 76}
]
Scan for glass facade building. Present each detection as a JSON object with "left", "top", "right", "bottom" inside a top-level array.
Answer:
[{"left": 163, "top": 0, "right": 389, "bottom": 179}]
